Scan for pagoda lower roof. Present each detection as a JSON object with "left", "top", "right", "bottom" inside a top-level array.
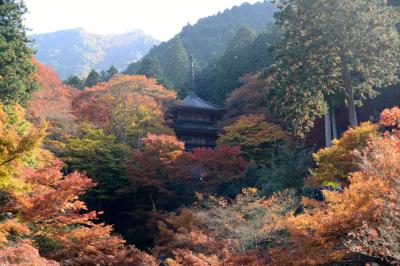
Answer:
[{"left": 171, "top": 121, "right": 219, "bottom": 133}]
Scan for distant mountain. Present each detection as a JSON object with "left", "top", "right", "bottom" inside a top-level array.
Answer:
[
  {"left": 125, "top": 0, "right": 278, "bottom": 93},
  {"left": 30, "top": 29, "right": 159, "bottom": 79}
]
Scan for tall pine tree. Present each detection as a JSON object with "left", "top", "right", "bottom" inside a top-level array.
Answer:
[
  {"left": 85, "top": 69, "right": 101, "bottom": 88},
  {"left": 267, "top": 0, "right": 400, "bottom": 136},
  {"left": 0, "top": 0, "right": 38, "bottom": 105}
]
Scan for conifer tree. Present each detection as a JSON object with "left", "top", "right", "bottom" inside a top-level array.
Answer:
[
  {"left": 267, "top": 0, "right": 400, "bottom": 136},
  {"left": 0, "top": 0, "right": 38, "bottom": 104},
  {"left": 85, "top": 69, "right": 101, "bottom": 88},
  {"left": 106, "top": 65, "right": 118, "bottom": 80}
]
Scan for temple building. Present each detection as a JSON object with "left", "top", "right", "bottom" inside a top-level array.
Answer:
[{"left": 166, "top": 56, "right": 226, "bottom": 150}]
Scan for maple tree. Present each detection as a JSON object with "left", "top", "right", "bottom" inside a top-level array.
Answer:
[
  {"left": 270, "top": 108, "right": 400, "bottom": 265},
  {"left": 72, "top": 74, "right": 175, "bottom": 146},
  {"left": 175, "top": 145, "right": 248, "bottom": 193},
  {"left": 155, "top": 189, "right": 292, "bottom": 265},
  {"left": 28, "top": 59, "right": 79, "bottom": 150},
  {"left": 192, "top": 188, "right": 296, "bottom": 253},
  {"left": 307, "top": 122, "right": 379, "bottom": 187},
  {"left": 224, "top": 74, "right": 269, "bottom": 121},
  {"left": 126, "top": 134, "right": 185, "bottom": 212},
  {"left": 219, "top": 114, "right": 288, "bottom": 162},
  {"left": 0, "top": 103, "right": 157, "bottom": 265}
]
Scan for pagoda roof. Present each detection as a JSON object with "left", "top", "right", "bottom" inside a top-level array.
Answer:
[
  {"left": 172, "top": 121, "right": 219, "bottom": 133},
  {"left": 176, "top": 92, "right": 225, "bottom": 111}
]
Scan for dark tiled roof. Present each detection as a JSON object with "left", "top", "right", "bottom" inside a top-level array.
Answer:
[
  {"left": 177, "top": 92, "right": 225, "bottom": 111},
  {"left": 172, "top": 121, "right": 219, "bottom": 132}
]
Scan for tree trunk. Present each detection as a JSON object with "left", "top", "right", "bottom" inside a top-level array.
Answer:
[
  {"left": 331, "top": 109, "right": 338, "bottom": 139},
  {"left": 325, "top": 108, "right": 332, "bottom": 147},
  {"left": 341, "top": 54, "right": 358, "bottom": 127}
]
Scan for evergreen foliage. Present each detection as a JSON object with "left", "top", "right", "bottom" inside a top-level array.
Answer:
[
  {"left": 85, "top": 69, "right": 102, "bottom": 87},
  {"left": 267, "top": 0, "right": 400, "bottom": 136},
  {"left": 0, "top": 0, "right": 38, "bottom": 105}
]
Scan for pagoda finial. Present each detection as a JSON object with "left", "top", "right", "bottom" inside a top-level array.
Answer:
[{"left": 188, "top": 54, "right": 196, "bottom": 94}]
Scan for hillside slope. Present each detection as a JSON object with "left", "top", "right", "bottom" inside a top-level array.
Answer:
[{"left": 126, "top": 0, "right": 278, "bottom": 92}]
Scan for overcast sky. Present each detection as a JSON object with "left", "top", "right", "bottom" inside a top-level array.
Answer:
[{"left": 24, "top": 0, "right": 262, "bottom": 40}]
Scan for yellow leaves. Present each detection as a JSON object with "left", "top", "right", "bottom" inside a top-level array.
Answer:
[
  {"left": 219, "top": 114, "right": 288, "bottom": 161},
  {"left": 308, "top": 122, "right": 379, "bottom": 187}
]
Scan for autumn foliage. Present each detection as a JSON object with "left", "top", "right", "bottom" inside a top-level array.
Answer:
[
  {"left": 219, "top": 114, "right": 288, "bottom": 161},
  {"left": 29, "top": 59, "right": 79, "bottom": 121},
  {"left": 270, "top": 107, "right": 400, "bottom": 265},
  {"left": 72, "top": 75, "right": 176, "bottom": 145},
  {"left": 307, "top": 122, "right": 379, "bottom": 187},
  {"left": 0, "top": 103, "right": 157, "bottom": 265},
  {"left": 176, "top": 145, "right": 248, "bottom": 188}
]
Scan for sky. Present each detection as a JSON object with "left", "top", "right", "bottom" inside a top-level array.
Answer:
[{"left": 24, "top": 0, "right": 262, "bottom": 41}]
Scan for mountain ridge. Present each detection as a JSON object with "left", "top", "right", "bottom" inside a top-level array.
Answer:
[{"left": 31, "top": 28, "right": 159, "bottom": 79}]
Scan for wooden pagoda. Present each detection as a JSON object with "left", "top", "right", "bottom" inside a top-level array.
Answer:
[{"left": 166, "top": 55, "right": 226, "bottom": 150}]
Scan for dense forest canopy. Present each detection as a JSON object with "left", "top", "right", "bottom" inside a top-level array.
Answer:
[{"left": 1, "top": 0, "right": 400, "bottom": 265}]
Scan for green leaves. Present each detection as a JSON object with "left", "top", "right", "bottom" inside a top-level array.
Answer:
[
  {"left": 267, "top": 0, "right": 400, "bottom": 136},
  {"left": 0, "top": 0, "right": 37, "bottom": 105}
]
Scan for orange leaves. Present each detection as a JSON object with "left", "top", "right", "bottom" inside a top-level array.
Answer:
[
  {"left": 6, "top": 160, "right": 96, "bottom": 225},
  {"left": 72, "top": 75, "right": 176, "bottom": 145},
  {"left": 141, "top": 134, "right": 185, "bottom": 164},
  {"left": 128, "top": 134, "right": 184, "bottom": 189},
  {"left": 270, "top": 110, "right": 400, "bottom": 265},
  {"left": 380, "top": 106, "right": 400, "bottom": 128},
  {"left": 225, "top": 73, "right": 269, "bottom": 121},
  {"left": 29, "top": 59, "right": 78, "bottom": 124},
  {"left": 308, "top": 122, "right": 379, "bottom": 187},
  {"left": 219, "top": 114, "right": 288, "bottom": 161},
  {"left": 0, "top": 219, "right": 30, "bottom": 244}
]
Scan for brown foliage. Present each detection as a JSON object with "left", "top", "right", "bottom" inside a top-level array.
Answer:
[
  {"left": 270, "top": 109, "right": 400, "bottom": 265},
  {"left": 225, "top": 74, "right": 269, "bottom": 122},
  {"left": 176, "top": 145, "right": 248, "bottom": 191},
  {"left": 0, "top": 240, "right": 59, "bottom": 266}
]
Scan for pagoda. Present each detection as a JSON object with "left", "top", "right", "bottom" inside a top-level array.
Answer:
[{"left": 166, "top": 55, "right": 226, "bottom": 150}]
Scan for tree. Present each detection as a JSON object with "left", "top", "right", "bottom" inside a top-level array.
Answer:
[
  {"left": 192, "top": 188, "right": 297, "bottom": 253},
  {"left": 0, "top": 0, "right": 38, "bottom": 104},
  {"left": 308, "top": 122, "right": 379, "bottom": 188},
  {"left": 85, "top": 69, "right": 102, "bottom": 88},
  {"left": 224, "top": 74, "right": 269, "bottom": 121},
  {"left": 107, "top": 65, "right": 118, "bottom": 80},
  {"left": 253, "top": 142, "right": 313, "bottom": 197},
  {"left": 61, "top": 123, "right": 130, "bottom": 225},
  {"left": 72, "top": 75, "right": 176, "bottom": 146},
  {"left": 270, "top": 111, "right": 400, "bottom": 265},
  {"left": 64, "top": 75, "right": 85, "bottom": 90},
  {"left": 218, "top": 114, "right": 288, "bottom": 162},
  {"left": 267, "top": 0, "right": 400, "bottom": 136},
  {"left": 0, "top": 104, "right": 157, "bottom": 265},
  {"left": 126, "top": 134, "right": 185, "bottom": 212},
  {"left": 175, "top": 145, "right": 248, "bottom": 193},
  {"left": 137, "top": 55, "right": 173, "bottom": 88},
  {"left": 28, "top": 59, "right": 79, "bottom": 150}
]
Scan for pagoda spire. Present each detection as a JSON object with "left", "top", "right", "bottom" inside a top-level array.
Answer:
[{"left": 188, "top": 54, "right": 196, "bottom": 94}]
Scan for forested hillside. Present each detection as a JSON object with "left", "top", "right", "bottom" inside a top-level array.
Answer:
[
  {"left": 31, "top": 29, "right": 159, "bottom": 79},
  {"left": 126, "top": 0, "right": 277, "bottom": 95}
]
